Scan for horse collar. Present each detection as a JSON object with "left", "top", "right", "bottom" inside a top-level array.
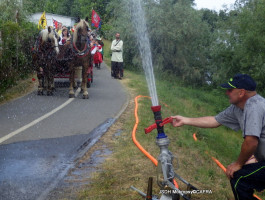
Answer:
[{"left": 72, "top": 41, "right": 90, "bottom": 57}]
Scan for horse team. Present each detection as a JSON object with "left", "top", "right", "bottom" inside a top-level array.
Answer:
[{"left": 32, "top": 18, "right": 93, "bottom": 99}]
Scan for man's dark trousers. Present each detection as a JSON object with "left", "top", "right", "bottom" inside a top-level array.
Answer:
[
  {"left": 230, "top": 161, "right": 265, "bottom": 200},
  {"left": 111, "top": 61, "right": 123, "bottom": 78}
]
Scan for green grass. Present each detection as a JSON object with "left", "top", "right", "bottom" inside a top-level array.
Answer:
[
  {"left": 77, "top": 40, "right": 265, "bottom": 200},
  {"left": 0, "top": 73, "right": 37, "bottom": 105}
]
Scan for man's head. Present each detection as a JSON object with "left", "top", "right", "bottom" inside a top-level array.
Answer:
[
  {"left": 115, "top": 33, "right": 120, "bottom": 40},
  {"left": 221, "top": 74, "right": 257, "bottom": 107}
]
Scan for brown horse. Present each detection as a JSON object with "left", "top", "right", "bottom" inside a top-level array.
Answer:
[
  {"left": 32, "top": 26, "right": 60, "bottom": 95},
  {"left": 68, "top": 18, "right": 92, "bottom": 99}
]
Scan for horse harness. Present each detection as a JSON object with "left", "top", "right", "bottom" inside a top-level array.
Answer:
[
  {"left": 72, "top": 35, "right": 91, "bottom": 58},
  {"left": 34, "top": 35, "right": 58, "bottom": 60}
]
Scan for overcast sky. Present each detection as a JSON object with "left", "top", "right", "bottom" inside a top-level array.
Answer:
[{"left": 193, "top": 0, "right": 236, "bottom": 11}]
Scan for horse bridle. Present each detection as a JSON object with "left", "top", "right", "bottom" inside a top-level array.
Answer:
[
  {"left": 39, "top": 39, "right": 58, "bottom": 54},
  {"left": 72, "top": 28, "right": 91, "bottom": 57}
]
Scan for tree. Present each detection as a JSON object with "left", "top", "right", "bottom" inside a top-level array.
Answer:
[
  {"left": 201, "top": 9, "right": 219, "bottom": 32},
  {"left": 0, "top": 0, "right": 38, "bottom": 94},
  {"left": 211, "top": 0, "right": 265, "bottom": 92}
]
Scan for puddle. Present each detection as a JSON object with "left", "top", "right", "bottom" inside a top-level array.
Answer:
[{"left": 70, "top": 146, "right": 112, "bottom": 179}]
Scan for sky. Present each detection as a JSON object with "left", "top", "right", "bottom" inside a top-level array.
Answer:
[{"left": 193, "top": 0, "right": 237, "bottom": 12}]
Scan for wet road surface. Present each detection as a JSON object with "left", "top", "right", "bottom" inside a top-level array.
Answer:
[{"left": 0, "top": 63, "right": 128, "bottom": 200}]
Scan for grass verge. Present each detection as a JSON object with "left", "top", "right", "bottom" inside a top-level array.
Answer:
[{"left": 0, "top": 73, "right": 37, "bottom": 105}]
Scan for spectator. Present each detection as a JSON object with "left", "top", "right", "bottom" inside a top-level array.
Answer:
[{"left": 111, "top": 33, "right": 123, "bottom": 79}]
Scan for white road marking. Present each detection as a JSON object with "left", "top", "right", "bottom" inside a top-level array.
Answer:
[{"left": 0, "top": 88, "right": 81, "bottom": 144}]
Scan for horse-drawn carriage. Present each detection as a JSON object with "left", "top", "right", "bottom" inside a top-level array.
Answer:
[
  {"left": 54, "top": 46, "right": 93, "bottom": 89},
  {"left": 54, "top": 66, "right": 93, "bottom": 88},
  {"left": 32, "top": 18, "right": 93, "bottom": 99}
]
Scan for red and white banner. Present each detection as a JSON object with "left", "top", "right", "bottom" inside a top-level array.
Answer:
[
  {"left": 92, "top": 10, "right": 101, "bottom": 28},
  {"left": 52, "top": 18, "right": 58, "bottom": 29}
]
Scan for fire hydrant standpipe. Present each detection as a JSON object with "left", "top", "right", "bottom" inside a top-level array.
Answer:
[
  {"left": 149, "top": 105, "right": 198, "bottom": 200},
  {"left": 131, "top": 96, "right": 197, "bottom": 200}
]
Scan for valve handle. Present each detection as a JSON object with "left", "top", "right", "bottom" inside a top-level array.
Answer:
[{"left": 145, "top": 117, "right": 172, "bottom": 134}]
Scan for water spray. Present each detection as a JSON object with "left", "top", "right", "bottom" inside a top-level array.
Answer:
[{"left": 129, "top": 0, "right": 198, "bottom": 198}]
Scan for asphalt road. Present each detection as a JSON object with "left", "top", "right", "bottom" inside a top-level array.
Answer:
[{"left": 0, "top": 62, "right": 128, "bottom": 200}]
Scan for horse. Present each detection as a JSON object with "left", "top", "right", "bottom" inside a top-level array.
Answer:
[
  {"left": 68, "top": 17, "right": 92, "bottom": 99},
  {"left": 32, "top": 26, "right": 60, "bottom": 96}
]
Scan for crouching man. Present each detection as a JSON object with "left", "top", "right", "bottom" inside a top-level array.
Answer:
[{"left": 171, "top": 74, "right": 265, "bottom": 200}]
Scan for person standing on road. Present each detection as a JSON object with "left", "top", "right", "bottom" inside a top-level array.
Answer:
[
  {"left": 97, "top": 36, "right": 104, "bottom": 60},
  {"left": 171, "top": 74, "right": 265, "bottom": 200},
  {"left": 93, "top": 40, "right": 103, "bottom": 69},
  {"left": 111, "top": 33, "right": 123, "bottom": 79}
]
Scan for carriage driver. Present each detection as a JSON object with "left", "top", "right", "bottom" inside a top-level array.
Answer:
[{"left": 171, "top": 74, "right": 265, "bottom": 200}]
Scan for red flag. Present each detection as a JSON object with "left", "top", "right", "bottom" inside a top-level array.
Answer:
[
  {"left": 92, "top": 10, "right": 101, "bottom": 28},
  {"left": 53, "top": 18, "right": 58, "bottom": 29}
]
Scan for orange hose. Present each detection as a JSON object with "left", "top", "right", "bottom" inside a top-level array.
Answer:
[
  {"left": 173, "top": 179, "right": 178, "bottom": 188},
  {"left": 254, "top": 194, "right": 263, "bottom": 200},
  {"left": 211, "top": 156, "right": 226, "bottom": 173},
  {"left": 132, "top": 95, "right": 179, "bottom": 188},
  {"left": 192, "top": 133, "right": 197, "bottom": 141},
  {"left": 132, "top": 96, "right": 158, "bottom": 166}
]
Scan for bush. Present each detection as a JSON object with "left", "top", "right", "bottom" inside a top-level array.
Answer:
[{"left": 0, "top": 21, "right": 38, "bottom": 95}]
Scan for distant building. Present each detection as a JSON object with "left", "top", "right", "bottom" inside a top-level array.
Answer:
[{"left": 29, "top": 12, "right": 77, "bottom": 28}]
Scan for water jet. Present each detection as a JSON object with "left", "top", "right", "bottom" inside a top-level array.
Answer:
[{"left": 129, "top": 0, "right": 198, "bottom": 199}]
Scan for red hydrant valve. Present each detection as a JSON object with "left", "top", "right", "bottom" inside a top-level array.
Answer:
[{"left": 145, "top": 117, "right": 173, "bottom": 134}]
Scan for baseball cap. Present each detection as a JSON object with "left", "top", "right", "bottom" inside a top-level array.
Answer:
[{"left": 220, "top": 74, "right": 256, "bottom": 91}]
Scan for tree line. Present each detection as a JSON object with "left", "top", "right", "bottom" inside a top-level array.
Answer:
[
  {"left": 111, "top": 0, "right": 265, "bottom": 92},
  {"left": 1, "top": 0, "right": 265, "bottom": 94}
]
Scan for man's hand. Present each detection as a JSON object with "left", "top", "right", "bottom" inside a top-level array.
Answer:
[
  {"left": 226, "top": 162, "right": 242, "bottom": 179},
  {"left": 171, "top": 115, "right": 186, "bottom": 127}
]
